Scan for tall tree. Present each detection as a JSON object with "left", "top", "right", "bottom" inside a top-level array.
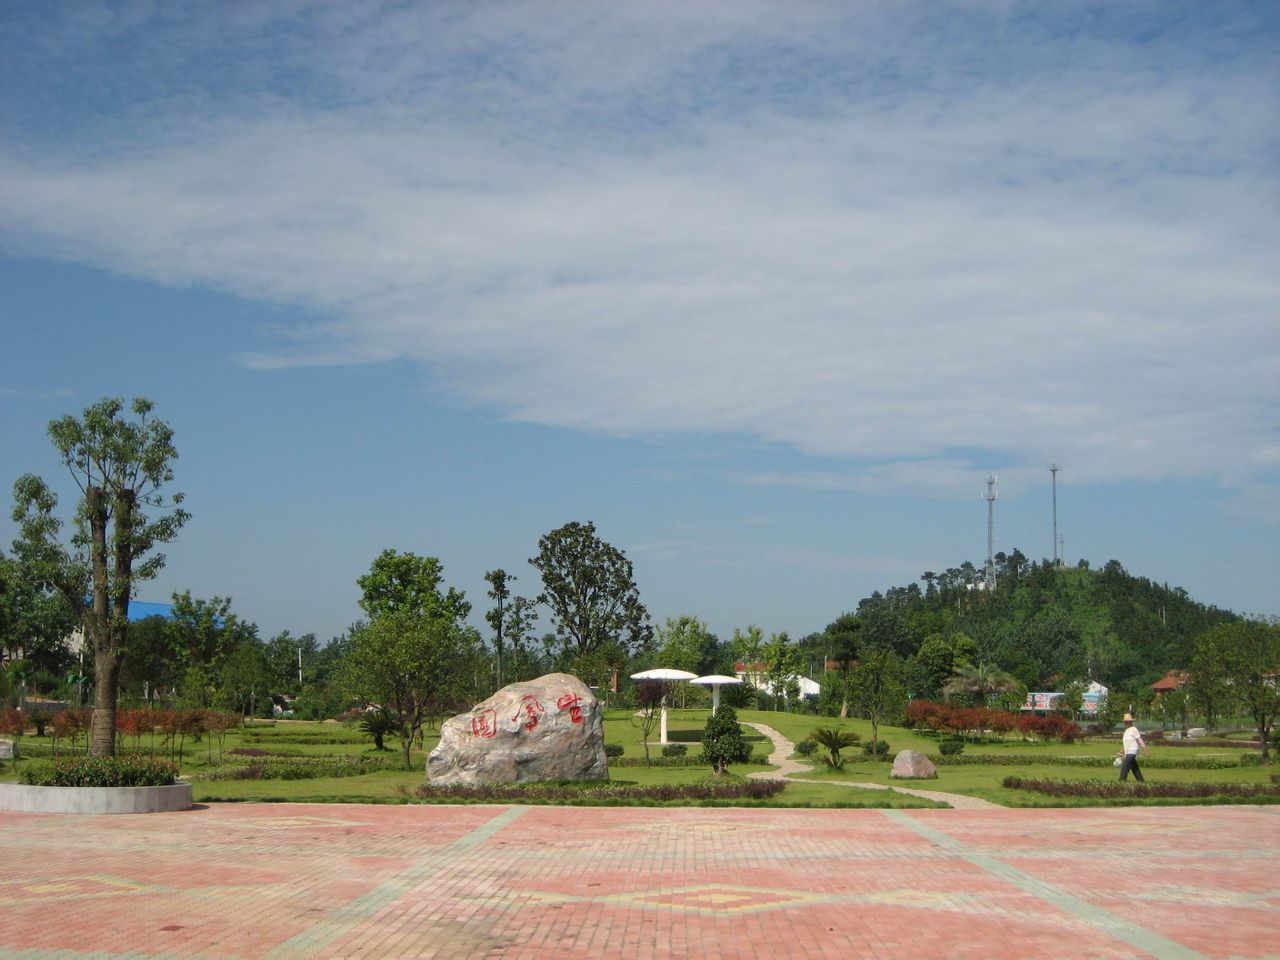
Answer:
[
  {"left": 530, "top": 521, "right": 652, "bottom": 659},
  {"left": 502, "top": 595, "right": 541, "bottom": 682},
  {"left": 761, "top": 631, "right": 802, "bottom": 708},
  {"left": 357, "top": 549, "right": 471, "bottom": 625},
  {"left": 821, "top": 613, "right": 862, "bottom": 717},
  {"left": 729, "top": 625, "right": 766, "bottom": 687},
  {"left": 10, "top": 397, "right": 189, "bottom": 756},
  {"left": 1192, "top": 620, "right": 1280, "bottom": 762},
  {"left": 655, "top": 615, "right": 710, "bottom": 675},
  {"left": 341, "top": 612, "right": 480, "bottom": 770},
  {"left": 484, "top": 569, "right": 514, "bottom": 688},
  {"left": 849, "top": 649, "right": 907, "bottom": 754},
  {"left": 942, "top": 661, "right": 1019, "bottom": 706}
]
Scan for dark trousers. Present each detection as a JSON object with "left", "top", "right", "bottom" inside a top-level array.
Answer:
[{"left": 1119, "top": 754, "right": 1144, "bottom": 782}]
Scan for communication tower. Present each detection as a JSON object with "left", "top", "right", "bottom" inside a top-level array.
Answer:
[
  {"left": 984, "top": 474, "right": 997, "bottom": 590},
  {"left": 1050, "top": 462, "right": 1060, "bottom": 568}
]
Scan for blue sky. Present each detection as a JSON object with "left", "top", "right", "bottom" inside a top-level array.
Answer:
[{"left": 2, "top": 1, "right": 1277, "bottom": 645}]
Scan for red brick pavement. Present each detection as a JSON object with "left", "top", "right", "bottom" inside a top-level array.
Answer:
[{"left": 0, "top": 803, "right": 1276, "bottom": 959}]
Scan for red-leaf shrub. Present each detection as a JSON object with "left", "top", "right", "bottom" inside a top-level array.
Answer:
[{"left": 0, "top": 708, "right": 28, "bottom": 737}]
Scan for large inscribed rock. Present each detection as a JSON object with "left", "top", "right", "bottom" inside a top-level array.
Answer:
[
  {"left": 427, "top": 673, "right": 608, "bottom": 786},
  {"left": 889, "top": 749, "right": 937, "bottom": 779}
]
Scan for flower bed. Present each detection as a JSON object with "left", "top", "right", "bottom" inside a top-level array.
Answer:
[{"left": 415, "top": 778, "right": 787, "bottom": 805}]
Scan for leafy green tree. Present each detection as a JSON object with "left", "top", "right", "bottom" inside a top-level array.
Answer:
[
  {"left": 10, "top": 397, "right": 189, "bottom": 756},
  {"left": 342, "top": 613, "right": 480, "bottom": 770},
  {"left": 761, "top": 631, "right": 802, "bottom": 709},
  {"left": 484, "top": 569, "right": 514, "bottom": 688},
  {"left": 1192, "top": 620, "right": 1280, "bottom": 762},
  {"left": 0, "top": 550, "right": 78, "bottom": 676},
  {"left": 1094, "top": 693, "right": 1124, "bottom": 736},
  {"left": 357, "top": 550, "right": 471, "bottom": 625},
  {"left": 215, "top": 641, "right": 271, "bottom": 716},
  {"left": 167, "top": 592, "right": 256, "bottom": 673},
  {"left": 848, "top": 649, "right": 906, "bottom": 755},
  {"left": 655, "top": 615, "right": 709, "bottom": 674},
  {"left": 263, "top": 630, "right": 319, "bottom": 696},
  {"left": 701, "top": 704, "right": 751, "bottom": 775},
  {"left": 729, "top": 625, "right": 765, "bottom": 687},
  {"left": 530, "top": 521, "right": 652, "bottom": 659},
  {"left": 118, "top": 615, "right": 178, "bottom": 703},
  {"left": 821, "top": 613, "right": 862, "bottom": 717},
  {"left": 1061, "top": 682, "right": 1085, "bottom": 721},
  {"left": 502, "top": 595, "right": 542, "bottom": 682}
]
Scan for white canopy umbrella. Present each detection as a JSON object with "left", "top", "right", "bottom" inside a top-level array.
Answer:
[
  {"left": 690, "top": 674, "right": 743, "bottom": 715},
  {"left": 630, "top": 668, "right": 698, "bottom": 744}
]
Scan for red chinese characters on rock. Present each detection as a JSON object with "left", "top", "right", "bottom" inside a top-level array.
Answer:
[
  {"left": 471, "top": 709, "right": 498, "bottom": 739},
  {"left": 556, "top": 693, "right": 584, "bottom": 724},
  {"left": 512, "top": 695, "right": 546, "bottom": 732}
]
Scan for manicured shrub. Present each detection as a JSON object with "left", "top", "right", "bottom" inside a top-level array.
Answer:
[
  {"left": 939, "top": 738, "right": 965, "bottom": 757},
  {"left": 862, "top": 740, "right": 891, "bottom": 759},
  {"left": 701, "top": 705, "right": 752, "bottom": 775},
  {"left": 22, "top": 754, "right": 178, "bottom": 787},
  {"left": 661, "top": 744, "right": 688, "bottom": 757},
  {"left": 795, "top": 739, "right": 818, "bottom": 757},
  {"left": 604, "top": 743, "right": 624, "bottom": 758}
]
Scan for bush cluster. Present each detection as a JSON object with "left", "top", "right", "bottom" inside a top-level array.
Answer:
[
  {"left": 939, "top": 738, "right": 965, "bottom": 757},
  {"left": 794, "top": 739, "right": 818, "bottom": 757},
  {"left": 603, "top": 743, "right": 624, "bottom": 758},
  {"left": 905, "top": 700, "right": 1081, "bottom": 743},
  {"left": 203, "top": 755, "right": 400, "bottom": 781},
  {"left": 414, "top": 778, "right": 787, "bottom": 805},
  {"left": 22, "top": 754, "right": 178, "bottom": 788},
  {"left": 1002, "top": 776, "right": 1280, "bottom": 800}
]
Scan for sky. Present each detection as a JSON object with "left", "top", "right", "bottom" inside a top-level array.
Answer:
[{"left": 1, "top": 1, "right": 1277, "bottom": 648}]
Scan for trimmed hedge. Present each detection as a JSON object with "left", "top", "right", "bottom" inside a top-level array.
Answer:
[
  {"left": 1002, "top": 776, "right": 1280, "bottom": 801},
  {"left": 611, "top": 752, "right": 770, "bottom": 768},
  {"left": 934, "top": 753, "right": 1252, "bottom": 770},
  {"left": 22, "top": 755, "right": 178, "bottom": 788},
  {"left": 203, "top": 756, "right": 401, "bottom": 781},
  {"left": 415, "top": 779, "right": 787, "bottom": 805}
]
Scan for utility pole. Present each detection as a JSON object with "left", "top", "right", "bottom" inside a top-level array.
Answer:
[
  {"left": 984, "top": 474, "right": 998, "bottom": 591},
  {"left": 1050, "top": 462, "right": 1060, "bottom": 568},
  {"left": 297, "top": 646, "right": 303, "bottom": 687}
]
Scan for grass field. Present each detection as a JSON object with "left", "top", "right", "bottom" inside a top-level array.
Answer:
[{"left": 2, "top": 709, "right": 1272, "bottom": 809}]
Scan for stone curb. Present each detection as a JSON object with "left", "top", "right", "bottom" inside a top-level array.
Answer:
[{"left": 0, "top": 780, "right": 193, "bottom": 814}]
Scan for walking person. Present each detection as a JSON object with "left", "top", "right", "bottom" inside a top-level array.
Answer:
[{"left": 1119, "top": 712, "right": 1149, "bottom": 782}]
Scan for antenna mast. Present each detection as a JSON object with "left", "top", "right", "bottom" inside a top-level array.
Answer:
[
  {"left": 984, "top": 474, "right": 997, "bottom": 590},
  {"left": 1050, "top": 462, "right": 1060, "bottom": 568}
]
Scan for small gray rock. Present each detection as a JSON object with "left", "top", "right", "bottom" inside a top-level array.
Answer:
[
  {"left": 427, "top": 673, "right": 607, "bottom": 787},
  {"left": 890, "top": 749, "right": 937, "bottom": 779}
]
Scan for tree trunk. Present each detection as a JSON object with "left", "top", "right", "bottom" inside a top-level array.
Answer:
[{"left": 91, "top": 649, "right": 122, "bottom": 757}]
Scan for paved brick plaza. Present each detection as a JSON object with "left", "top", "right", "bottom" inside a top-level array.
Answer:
[{"left": 1, "top": 803, "right": 1277, "bottom": 959}]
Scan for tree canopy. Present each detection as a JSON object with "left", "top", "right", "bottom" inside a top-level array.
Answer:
[
  {"left": 530, "top": 521, "right": 653, "bottom": 659},
  {"left": 10, "top": 397, "right": 188, "bottom": 755}
]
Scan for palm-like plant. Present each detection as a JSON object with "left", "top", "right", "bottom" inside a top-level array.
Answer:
[
  {"left": 942, "top": 662, "right": 1019, "bottom": 706},
  {"left": 809, "top": 727, "right": 861, "bottom": 769}
]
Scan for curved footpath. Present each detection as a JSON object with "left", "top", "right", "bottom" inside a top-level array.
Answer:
[{"left": 744, "top": 721, "right": 1000, "bottom": 809}]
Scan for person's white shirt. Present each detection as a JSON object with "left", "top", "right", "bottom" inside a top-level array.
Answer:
[{"left": 1122, "top": 725, "right": 1145, "bottom": 756}]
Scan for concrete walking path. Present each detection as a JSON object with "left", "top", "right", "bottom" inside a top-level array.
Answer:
[{"left": 744, "top": 722, "right": 1000, "bottom": 809}]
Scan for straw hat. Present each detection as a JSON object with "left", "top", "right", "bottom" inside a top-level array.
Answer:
[{"left": 1123, "top": 713, "right": 1135, "bottom": 722}]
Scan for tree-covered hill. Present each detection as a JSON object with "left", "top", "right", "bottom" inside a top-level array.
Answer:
[{"left": 808, "top": 552, "right": 1237, "bottom": 699}]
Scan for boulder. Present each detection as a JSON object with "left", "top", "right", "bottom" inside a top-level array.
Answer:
[
  {"left": 1187, "top": 727, "right": 1208, "bottom": 739},
  {"left": 427, "top": 673, "right": 608, "bottom": 787},
  {"left": 889, "top": 749, "right": 937, "bottom": 779},
  {"left": 0, "top": 739, "right": 17, "bottom": 760}
]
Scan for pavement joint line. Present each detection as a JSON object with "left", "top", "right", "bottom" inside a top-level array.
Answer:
[
  {"left": 261, "top": 805, "right": 530, "bottom": 959},
  {"left": 881, "top": 808, "right": 1210, "bottom": 960}
]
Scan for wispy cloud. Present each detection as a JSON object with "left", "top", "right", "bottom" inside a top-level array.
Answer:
[{"left": 2, "top": 2, "right": 1276, "bottom": 508}]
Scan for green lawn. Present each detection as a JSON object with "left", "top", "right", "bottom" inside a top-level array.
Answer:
[{"left": 4, "top": 712, "right": 1272, "bottom": 809}]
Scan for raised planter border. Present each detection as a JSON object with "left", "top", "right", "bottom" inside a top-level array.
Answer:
[{"left": 0, "top": 780, "right": 193, "bottom": 814}]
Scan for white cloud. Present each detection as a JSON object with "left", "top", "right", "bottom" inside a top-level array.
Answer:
[{"left": 1, "top": 3, "right": 1276, "bottom": 506}]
